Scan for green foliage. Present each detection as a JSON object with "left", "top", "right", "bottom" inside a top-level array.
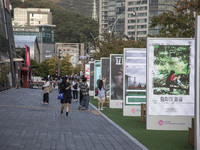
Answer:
[
  {"left": 30, "top": 59, "right": 40, "bottom": 76},
  {"left": 154, "top": 45, "right": 190, "bottom": 76},
  {"left": 60, "top": 54, "right": 73, "bottom": 76},
  {"left": 39, "top": 59, "right": 50, "bottom": 78},
  {"left": 149, "top": 0, "right": 200, "bottom": 38},
  {"left": 93, "top": 35, "right": 146, "bottom": 60}
]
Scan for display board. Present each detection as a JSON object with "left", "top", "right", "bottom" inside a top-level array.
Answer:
[
  {"left": 147, "top": 38, "right": 194, "bottom": 130},
  {"left": 123, "top": 48, "right": 146, "bottom": 116},
  {"left": 89, "top": 61, "right": 94, "bottom": 96},
  {"left": 85, "top": 64, "right": 90, "bottom": 86},
  {"left": 101, "top": 57, "right": 110, "bottom": 102},
  {"left": 195, "top": 16, "right": 200, "bottom": 150},
  {"left": 110, "top": 54, "right": 123, "bottom": 108},
  {"left": 94, "top": 60, "right": 101, "bottom": 99}
]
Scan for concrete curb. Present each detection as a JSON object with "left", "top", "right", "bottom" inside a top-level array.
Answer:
[{"left": 89, "top": 103, "right": 149, "bottom": 150}]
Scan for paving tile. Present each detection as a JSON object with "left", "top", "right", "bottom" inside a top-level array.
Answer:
[{"left": 0, "top": 88, "right": 147, "bottom": 150}]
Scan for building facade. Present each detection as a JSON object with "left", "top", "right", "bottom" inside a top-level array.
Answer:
[
  {"left": 0, "top": 0, "right": 17, "bottom": 90},
  {"left": 148, "top": 0, "right": 177, "bottom": 36},
  {"left": 12, "top": 8, "right": 56, "bottom": 63},
  {"left": 99, "top": 0, "right": 177, "bottom": 40},
  {"left": 99, "top": 0, "right": 125, "bottom": 39},
  {"left": 14, "top": 35, "right": 40, "bottom": 63},
  {"left": 55, "top": 43, "right": 85, "bottom": 67},
  {"left": 125, "top": 0, "right": 148, "bottom": 40}
]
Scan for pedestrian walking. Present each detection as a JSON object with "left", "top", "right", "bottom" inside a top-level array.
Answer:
[
  {"left": 42, "top": 77, "right": 50, "bottom": 104},
  {"left": 71, "top": 77, "right": 74, "bottom": 101},
  {"left": 60, "top": 77, "right": 72, "bottom": 117},
  {"left": 78, "top": 76, "right": 90, "bottom": 110},
  {"left": 72, "top": 78, "right": 78, "bottom": 102},
  {"left": 97, "top": 80, "right": 106, "bottom": 110}
]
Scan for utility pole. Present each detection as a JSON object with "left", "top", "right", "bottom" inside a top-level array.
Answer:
[{"left": 58, "top": 49, "right": 61, "bottom": 76}]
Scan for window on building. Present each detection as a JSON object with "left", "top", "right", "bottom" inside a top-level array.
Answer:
[
  {"left": 137, "top": 25, "right": 147, "bottom": 29},
  {"left": 137, "top": 31, "right": 146, "bottom": 35},
  {"left": 128, "top": 25, "right": 135, "bottom": 29},
  {"left": 128, "top": 31, "right": 135, "bottom": 35},
  {"left": 128, "top": 20, "right": 136, "bottom": 23}
]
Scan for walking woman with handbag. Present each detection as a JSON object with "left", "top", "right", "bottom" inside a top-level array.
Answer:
[
  {"left": 60, "top": 77, "right": 72, "bottom": 117},
  {"left": 42, "top": 77, "right": 50, "bottom": 104}
]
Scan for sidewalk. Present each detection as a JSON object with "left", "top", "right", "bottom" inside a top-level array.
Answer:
[{"left": 0, "top": 88, "right": 147, "bottom": 150}]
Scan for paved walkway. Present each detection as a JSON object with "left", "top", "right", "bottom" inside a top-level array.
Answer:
[{"left": 0, "top": 88, "right": 148, "bottom": 150}]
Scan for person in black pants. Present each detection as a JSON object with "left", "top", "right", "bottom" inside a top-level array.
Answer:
[
  {"left": 42, "top": 77, "right": 50, "bottom": 104},
  {"left": 60, "top": 77, "right": 72, "bottom": 117},
  {"left": 72, "top": 78, "right": 78, "bottom": 102}
]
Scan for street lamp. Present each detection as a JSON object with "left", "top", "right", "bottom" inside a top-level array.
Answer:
[
  {"left": 110, "top": 10, "right": 126, "bottom": 35},
  {"left": 133, "top": 0, "right": 143, "bottom": 41}
]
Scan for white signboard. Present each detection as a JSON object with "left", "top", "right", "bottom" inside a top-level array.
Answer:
[
  {"left": 147, "top": 38, "right": 194, "bottom": 130},
  {"left": 123, "top": 48, "right": 146, "bottom": 116},
  {"left": 110, "top": 54, "right": 123, "bottom": 108},
  {"left": 195, "top": 16, "right": 200, "bottom": 150}
]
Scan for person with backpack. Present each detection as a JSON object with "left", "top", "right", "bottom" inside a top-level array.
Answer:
[{"left": 97, "top": 80, "right": 106, "bottom": 110}]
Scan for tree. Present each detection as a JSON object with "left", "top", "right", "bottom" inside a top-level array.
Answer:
[
  {"left": 60, "top": 54, "right": 73, "bottom": 76},
  {"left": 47, "top": 57, "right": 58, "bottom": 76},
  {"left": 92, "top": 34, "right": 146, "bottom": 60},
  {"left": 39, "top": 59, "right": 50, "bottom": 78},
  {"left": 149, "top": 0, "right": 200, "bottom": 38},
  {"left": 30, "top": 59, "right": 40, "bottom": 76}
]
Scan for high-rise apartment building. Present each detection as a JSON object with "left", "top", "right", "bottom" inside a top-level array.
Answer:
[
  {"left": 99, "top": 0, "right": 177, "bottom": 40},
  {"left": 125, "top": 0, "right": 148, "bottom": 41},
  {"left": 99, "top": 0, "right": 125, "bottom": 39},
  {"left": 12, "top": 8, "right": 56, "bottom": 63},
  {"left": 99, "top": 0, "right": 108, "bottom": 40}
]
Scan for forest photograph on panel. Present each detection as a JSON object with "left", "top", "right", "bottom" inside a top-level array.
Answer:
[{"left": 153, "top": 45, "right": 190, "bottom": 95}]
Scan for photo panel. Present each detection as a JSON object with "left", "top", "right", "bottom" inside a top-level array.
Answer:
[
  {"left": 89, "top": 62, "right": 94, "bottom": 94},
  {"left": 123, "top": 48, "right": 146, "bottom": 116},
  {"left": 101, "top": 58, "right": 110, "bottom": 99},
  {"left": 85, "top": 64, "right": 90, "bottom": 86},
  {"left": 94, "top": 60, "right": 101, "bottom": 98},
  {"left": 195, "top": 15, "right": 200, "bottom": 149},
  {"left": 110, "top": 54, "right": 123, "bottom": 108},
  {"left": 147, "top": 38, "right": 195, "bottom": 130}
]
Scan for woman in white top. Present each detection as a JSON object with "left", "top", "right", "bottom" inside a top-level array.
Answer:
[
  {"left": 42, "top": 77, "right": 50, "bottom": 104},
  {"left": 97, "top": 80, "right": 105, "bottom": 110}
]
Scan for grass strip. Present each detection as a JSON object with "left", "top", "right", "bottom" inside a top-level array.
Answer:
[{"left": 90, "top": 96, "right": 194, "bottom": 150}]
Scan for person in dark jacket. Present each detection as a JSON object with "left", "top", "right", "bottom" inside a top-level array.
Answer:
[{"left": 60, "top": 77, "right": 71, "bottom": 116}]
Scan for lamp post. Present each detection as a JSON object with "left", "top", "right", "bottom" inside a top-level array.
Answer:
[
  {"left": 58, "top": 49, "right": 61, "bottom": 76},
  {"left": 133, "top": 0, "right": 143, "bottom": 41},
  {"left": 110, "top": 10, "right": 126, "bottom": 35},
  {"left": 133, "top": 11, "right": 138, "bottom": 41}
]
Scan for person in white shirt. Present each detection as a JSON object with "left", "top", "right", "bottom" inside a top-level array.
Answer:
[
  {"left": 97, "top": 80, "right": 105, "bottom": 110},
  {"left": 42, "top": 77, "right": 50, "bottom": 104}
]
